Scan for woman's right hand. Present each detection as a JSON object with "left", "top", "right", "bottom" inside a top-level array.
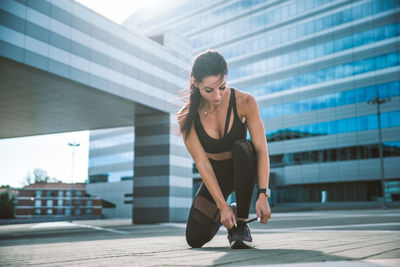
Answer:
[{"left": 219, "top": 203, "right": 237, "bottom": 229}]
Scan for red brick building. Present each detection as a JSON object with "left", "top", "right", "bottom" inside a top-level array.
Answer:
[{"left": 16, "top": 183, "right": 102, "bottom": 218}]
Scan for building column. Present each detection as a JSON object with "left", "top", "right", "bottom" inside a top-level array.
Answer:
[{"left": 133, "top": 111, "right": 193, "bottom": 223}]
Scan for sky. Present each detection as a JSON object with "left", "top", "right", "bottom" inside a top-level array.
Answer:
[
  {"left": 75, "top": 0, "right": 149, "bottom": 24},
  {"left": 0, "top": 1, "right": 148, "bottom": 188}
]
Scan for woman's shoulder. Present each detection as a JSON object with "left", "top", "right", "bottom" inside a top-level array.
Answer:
[{"left": 233, "top": 88, "right": 256, "bottom": 109}]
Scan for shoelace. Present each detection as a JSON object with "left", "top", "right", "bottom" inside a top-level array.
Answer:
[{"left": 244, "top": 217, "right": 259, "bottom": 224}]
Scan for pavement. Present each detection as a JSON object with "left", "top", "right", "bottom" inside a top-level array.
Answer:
[{"left": 0, "top": 209, "right": 399, "bottom": 267}]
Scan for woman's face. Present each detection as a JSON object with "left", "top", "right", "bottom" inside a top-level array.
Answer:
[{"left": 195, "top": 74, "right": 227, "bottom": 106}]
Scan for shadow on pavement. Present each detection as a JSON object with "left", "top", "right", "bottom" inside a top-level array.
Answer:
[{"left": 192, "top": 247, "right": 354, "bottom": 266}]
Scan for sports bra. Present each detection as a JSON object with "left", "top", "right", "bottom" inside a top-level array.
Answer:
[{"left": 194, "top": 87, "right": 247, "bottom": 154}]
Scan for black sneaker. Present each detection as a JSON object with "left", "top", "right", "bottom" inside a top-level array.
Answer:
[{"left": 227, "top": 221, "right": 253, "bottom": 249}]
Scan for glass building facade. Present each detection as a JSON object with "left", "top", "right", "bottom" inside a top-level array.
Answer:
[
  {"left": 124, "top": 0, "right": 400, "bottom": 207},
  {"left": 89, "top": 127, "right": 135, "bottom": 183}
]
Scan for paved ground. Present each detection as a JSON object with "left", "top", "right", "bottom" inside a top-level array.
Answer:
[{"left": 0, "top": 209, "right": 399, "bottom": 266}]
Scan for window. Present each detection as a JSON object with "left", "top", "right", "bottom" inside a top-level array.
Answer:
[
  {"left": 47, "top": 200, "right": 53, "bottom": 207},
  {"left": 338, "top": 147, "right": 348, "bottom": 161},
  {"left": 47, "top": 209, "right": 53, "bottom": 215},
  {"left": 367, "top": 144, "right": 379, "bottom": 158},
  {"left": 35, "top": 200, "right": 41, "bottom": 207},
  {"left": 390, "top": 111, "right": 400, "bottom": 127},
  {"left": 388, "top": 82, "right": 399, "bottom": 97},
  {"left": 35, "top": 191, "right": 42, "bottom": 198},
  {"left": 367, "top": 115, "right": 378, "bottom": 130},
  {"left": 376, "top": 55, "right": 387, "bottom": 69},
  {"left": 357, "top": 116, "right": 368, "bottom": 131}
]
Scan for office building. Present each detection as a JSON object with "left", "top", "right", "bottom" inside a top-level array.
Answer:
[
  {"left": 16, "top": 182, "right": 102, "bottom": 218},
  {"left": 124, "top": 0, "right": 400, "bottom": 208},
  {"left": 0, "top": 0, "right": 193, "bottom": 223}
]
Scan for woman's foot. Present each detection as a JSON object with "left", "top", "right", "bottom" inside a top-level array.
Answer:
[
  {"left": 226, "top": 203, "right": 253, "bottom": 249},
  {"left": 227, "top": 220, "right": 253, "bottom": 249}
]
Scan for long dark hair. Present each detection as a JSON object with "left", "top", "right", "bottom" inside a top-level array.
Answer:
[{"left": 178, "top": 50, "right": 228, "bottom": 138}]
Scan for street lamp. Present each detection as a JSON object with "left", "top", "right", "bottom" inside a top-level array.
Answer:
[
  {"left": 68, "top": 141, "right": 80, "bottom": 221},
  {"left": 367, "top": 92, "right": 391, "bottom": 208}
]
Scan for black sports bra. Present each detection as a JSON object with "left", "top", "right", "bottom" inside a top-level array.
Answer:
[{"left": 194, "top": 88, "right": 247, "bottom": 154}]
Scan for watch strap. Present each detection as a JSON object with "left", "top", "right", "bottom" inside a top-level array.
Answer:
[{"left": 257, "top": 188, "right": 271, "bottom": 198}]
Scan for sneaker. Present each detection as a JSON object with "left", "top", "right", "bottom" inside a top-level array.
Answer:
[{"left": 227, "top": 220, "right": 253, "bottom": 249}]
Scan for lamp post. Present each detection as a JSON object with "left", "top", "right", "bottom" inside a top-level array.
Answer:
[
  {"left": 68, "top": 141, "right": 80, "bottom": 221},
  {"left": 367, "top": 92, "right": 390, "bottom": 208}
]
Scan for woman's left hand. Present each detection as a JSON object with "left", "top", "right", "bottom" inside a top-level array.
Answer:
[{"left": 255, "top": 194, "right": 271, "bottom": 224}]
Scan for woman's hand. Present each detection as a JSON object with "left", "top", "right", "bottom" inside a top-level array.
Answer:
[
  {"left": 219, "top": 203, "right": 237, "bottom": 229},
  {"left": 256, "top": 194, "right": 271, "bottom": 224}
]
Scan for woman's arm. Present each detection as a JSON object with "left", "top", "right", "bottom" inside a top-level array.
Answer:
[
  {"left": 178, "top": 115, "right": 236, "bottom": 229},
  {"left": 241, "top": 93, "right": 272, "bottom": 223}
]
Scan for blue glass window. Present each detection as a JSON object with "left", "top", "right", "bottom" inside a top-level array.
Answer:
[
  {"left": 335, "top": 65, "right": 344, "bottom": 79},
  {"left": 319, "top": 122, "right": 328, "bottom": 134},
  {"left": 387, "top": 53, "right": 398, "bottom": 67},
  {"left": 327, "top": 121, "right": 337, "bottom": 134},
  {"left": 376, "top": 55, "right": 387, "bottom": 69},
  {"left": 338, "top": 119, "right": 347, "bottom": 133},
  {"left": 363, "top": 29, "right": 374, "bottom": 44},
  {"left": 353, "top": 60, "right": 364, "bottom": 75},
  {"left": 357, "top": 88, "right": 367, "bottom": 102},
  {"left": 323, "top": 41, "right": 333, "bottom": 54},
  {"left": 380, "top": 113, "right": 390, "bottom": 128},
  {"left": 353, "top": 32, "right": 364, "bottom": 46},
  {"left": 390, "top": 111, "right": 400, "bottom": 127},
  {"left": 375, "top": 26, "right": 386, "bottom": 41},
  {"left": 364, "top": 57, "right": 375, "bottom": 72},
  {"left": 345, "top": 90, "right": 356, "bottom": 105},
  {"left": 347, "top": 118, "right": 357, "bottom": 132},
  {"left": 385, "top": 24, "right": 396, "bottom": 38},
  {"left": 352, "top": 5, "right": 362, "bottom": 20},
  {"left": 325, "top": 67, "right": 334, "bottom": 81},
  {"left": 332, "top": 12, "right": 343, "bottom": 26},
  {"left": 366, "top": 86, "right": 377, "bottom": 101},
  {"left": 377, "top": 84, "right": 388, "bottom": 98},
  {"left": 357, "top": 116, "right": 368, "bottom": 131},
  {"left": 367, "top": 115, "right": 378, "bottom": 130},
  {"left": 372, "top": 0, "right": 383, "bottom": 13},
  {"left": 334, "top": 38, "right": 344, "bottom": 52},
  {"left": 342, "top": 9, "right": 352, "bottom": 23},
  {"left": 327, "top": 93, "right": 337, "bottom": 108},
  {"left": 388, "top": 82, "right": 399, "bottom": 97}
]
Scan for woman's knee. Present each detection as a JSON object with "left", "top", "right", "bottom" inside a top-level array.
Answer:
[
  {"left": 185, "top": 219, "right": 210, "bottom": 248},
  {"left": 185, "top": 206, "right": 220, "bottom": 248},
  {"left": 232, "top": 139, "right": 256, "bottom": 169}
]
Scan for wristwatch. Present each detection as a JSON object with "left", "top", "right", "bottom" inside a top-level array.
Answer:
[{"left": 258, "top": 188, "right": 271, "bottom": 198}]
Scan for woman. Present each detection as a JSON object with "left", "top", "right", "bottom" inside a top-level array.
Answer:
[{"left": 177, "top": 50, "right": 271, "bottom": 249}]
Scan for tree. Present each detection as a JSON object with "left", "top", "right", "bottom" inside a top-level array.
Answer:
[
  {"left": 20, "top": 168, "right": 62, "bottom": 186},
  {"left": 0, "top": 191, "right": 16, "bottom": 219}
]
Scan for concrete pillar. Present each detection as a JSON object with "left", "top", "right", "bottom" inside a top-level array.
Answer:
[{"left": 133, "top": 112, "right": 193, "bottom": 223}]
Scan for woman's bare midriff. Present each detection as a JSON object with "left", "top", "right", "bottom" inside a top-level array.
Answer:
[{"left": 207, "top": 151, "right": 232, "bottom": 161}]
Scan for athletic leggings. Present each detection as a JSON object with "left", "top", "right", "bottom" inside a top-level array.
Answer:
[{"left": 186, "top": 139, "right": 257, "bottom": 248}]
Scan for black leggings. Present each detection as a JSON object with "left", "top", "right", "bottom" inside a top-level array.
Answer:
[{"left": 186, "top": 139, "right": 257, "bottom": 248}]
